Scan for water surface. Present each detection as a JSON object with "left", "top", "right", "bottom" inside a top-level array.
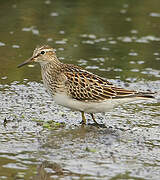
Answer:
[{"left": 0, "top": 0, "right": 160, "bottom": 179}]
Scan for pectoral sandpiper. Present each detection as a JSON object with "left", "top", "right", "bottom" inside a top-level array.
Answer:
[{"left": 18, "top": 45, "right": 154, "bottom": 125}]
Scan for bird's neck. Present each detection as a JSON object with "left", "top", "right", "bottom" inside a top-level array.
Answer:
[
  {"left": 40, "top": 57, "right": 62, "bottom": 73},
  {"left": 40, "top": 57, "right": 64, "bottom": 96}
]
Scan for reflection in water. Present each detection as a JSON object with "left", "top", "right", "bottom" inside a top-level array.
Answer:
[
  {"left": 33, "top": 125, "right": 119, "bottom": 179},
  {"left": 33, "top": 161, "right": 64, "bottom": 180}
]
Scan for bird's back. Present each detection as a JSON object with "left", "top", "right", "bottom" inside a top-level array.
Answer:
[{"left": 60, "top": 63, "right": 155, "bottom": 102}]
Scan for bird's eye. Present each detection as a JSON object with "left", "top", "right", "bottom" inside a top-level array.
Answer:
[{"left": 41, "top": 51, "right": 45, "bottom": 54}]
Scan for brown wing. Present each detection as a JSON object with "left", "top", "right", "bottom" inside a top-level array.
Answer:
[{"left": 63, "top": 64, "right": 138, "bottom": 102}]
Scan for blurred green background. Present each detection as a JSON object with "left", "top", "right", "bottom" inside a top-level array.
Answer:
[{"left": 0, "top": 0, "right": 160, "bottom": 84}]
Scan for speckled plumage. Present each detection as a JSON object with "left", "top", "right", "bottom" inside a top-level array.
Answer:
[{"left": 18, "top": 45, "right": 154, "bottom": 125}]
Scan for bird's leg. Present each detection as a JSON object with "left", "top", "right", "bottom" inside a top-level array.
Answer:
[
  {"left": 90, "top": 113, "right": 107, "bottom": 128},
  {"left": 90, "top": 113, "right": 99, "bottom": 125},
  {"left": 81, "top": 111, "right": 87, "bottom": 125}
]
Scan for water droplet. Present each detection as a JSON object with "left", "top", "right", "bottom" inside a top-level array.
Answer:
[
  {"left": 130, "top": 61, "right": 136, "bottom": 64},
  {"left": 101, "top": 47, "right": 109, "bottom": 51},
  {"left": 28, "top": 65, "right": 35, "bottom": 68},
  {"left": 130, "top": 69, "right": 139, "bottom": 72},
  {"left": 73, "top": 44, "right": 78, "bottom": 47},
  {"left": 120, "top": 9, "right": 127, "bottom": 14},
  {"left": 58, "top": 48, "right": 64, "bottom": 51},
  {"left": 0, "top": 42, "right": 5, "bottom": 46},
  {"left": 153, "top": 52, "right": 159, "bottom": 56},
  {"left": 126, "top": 17, "right": 132, "bottom": 21},
  {"left": 47, "top": 38, "right": 53, "bottom": 42},
  {"left": 150, "top": 12, "right": 160, "bottom": 17},
  {"left": 82, "top": 40, "right": 94, "bottom": 44},
  {"left": 50, "top": 12, "right": 59, "bottom": 16},
  {"left": 59, "top": 30, "right": 65, "bottom": 34},
  {"left": 88, "top": 34, "right": 96, "bottom": 39},
  {"left": 137, "top": 61, "right": 144, "bottom": 64},
  {"left": 128, "top": 52, "right": 138, "bottom": 56},
  {"left": 131, "top": 29, "right": 138, "bottom": 34},
  {"left": 32, "top": 29, "right": 39, "bottom": 35},
  {"left": 1, "top": 76, "right": 7, "bottom": 80},
  {"left": 55, "top": 40, "right": 67, "bottom": 44},
  {"left": 44, "top": 0, "right": 51, "bottom": 4},
  {"left": 108, "top": 40, "right": 117, "bottom": 44},
  {"left": 12, "top": 45, "right": 20, "bottom": 48}
]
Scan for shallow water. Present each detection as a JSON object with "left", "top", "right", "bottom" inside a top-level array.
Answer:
[{"left": 0, "top": 0, "right": 160, "bottom": 179}]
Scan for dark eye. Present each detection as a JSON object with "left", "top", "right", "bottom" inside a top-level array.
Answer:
[{"left": 41, "top": 51, "right": 45, "bottom": 54}]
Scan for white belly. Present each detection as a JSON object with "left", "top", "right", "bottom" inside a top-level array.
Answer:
[{"left": 52, "top": 92, "right": 145, "bottom": 113}]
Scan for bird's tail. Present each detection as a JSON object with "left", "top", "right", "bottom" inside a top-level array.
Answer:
[{"left": 136, "top": 92, "right": 155, "bottom": 99}]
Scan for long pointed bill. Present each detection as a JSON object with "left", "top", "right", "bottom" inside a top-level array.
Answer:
[{"left": 17, "top": 57, "right": 34, "bottom": 68}]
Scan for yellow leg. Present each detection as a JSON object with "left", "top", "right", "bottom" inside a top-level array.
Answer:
[
  {"left": 90, "top": 113, "right": 99, "bottom": 124},
  {"left": 81, "top": 111, "right": 87, "bottom": 125}
]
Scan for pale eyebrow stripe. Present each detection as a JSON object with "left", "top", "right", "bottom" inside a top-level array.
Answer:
[{"left": 41, "top": 49, "right": 54, "bottom": 52}]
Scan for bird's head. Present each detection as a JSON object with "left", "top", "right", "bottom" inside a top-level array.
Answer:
[{"left": 17, "top": 45, "right": 57, "bottom": 68}]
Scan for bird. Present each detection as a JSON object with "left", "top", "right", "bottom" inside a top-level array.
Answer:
[{"left": 17, "top": 45, "right": 155, "bottom": 125}]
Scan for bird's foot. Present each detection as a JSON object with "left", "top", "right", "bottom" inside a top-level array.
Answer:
[{"left": 88, "top": 122, "right": 107, "bottom": 128}]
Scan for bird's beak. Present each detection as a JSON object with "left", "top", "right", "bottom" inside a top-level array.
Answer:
[{"left": 17, "top": 56, "right": 35, "bottom": 68}]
